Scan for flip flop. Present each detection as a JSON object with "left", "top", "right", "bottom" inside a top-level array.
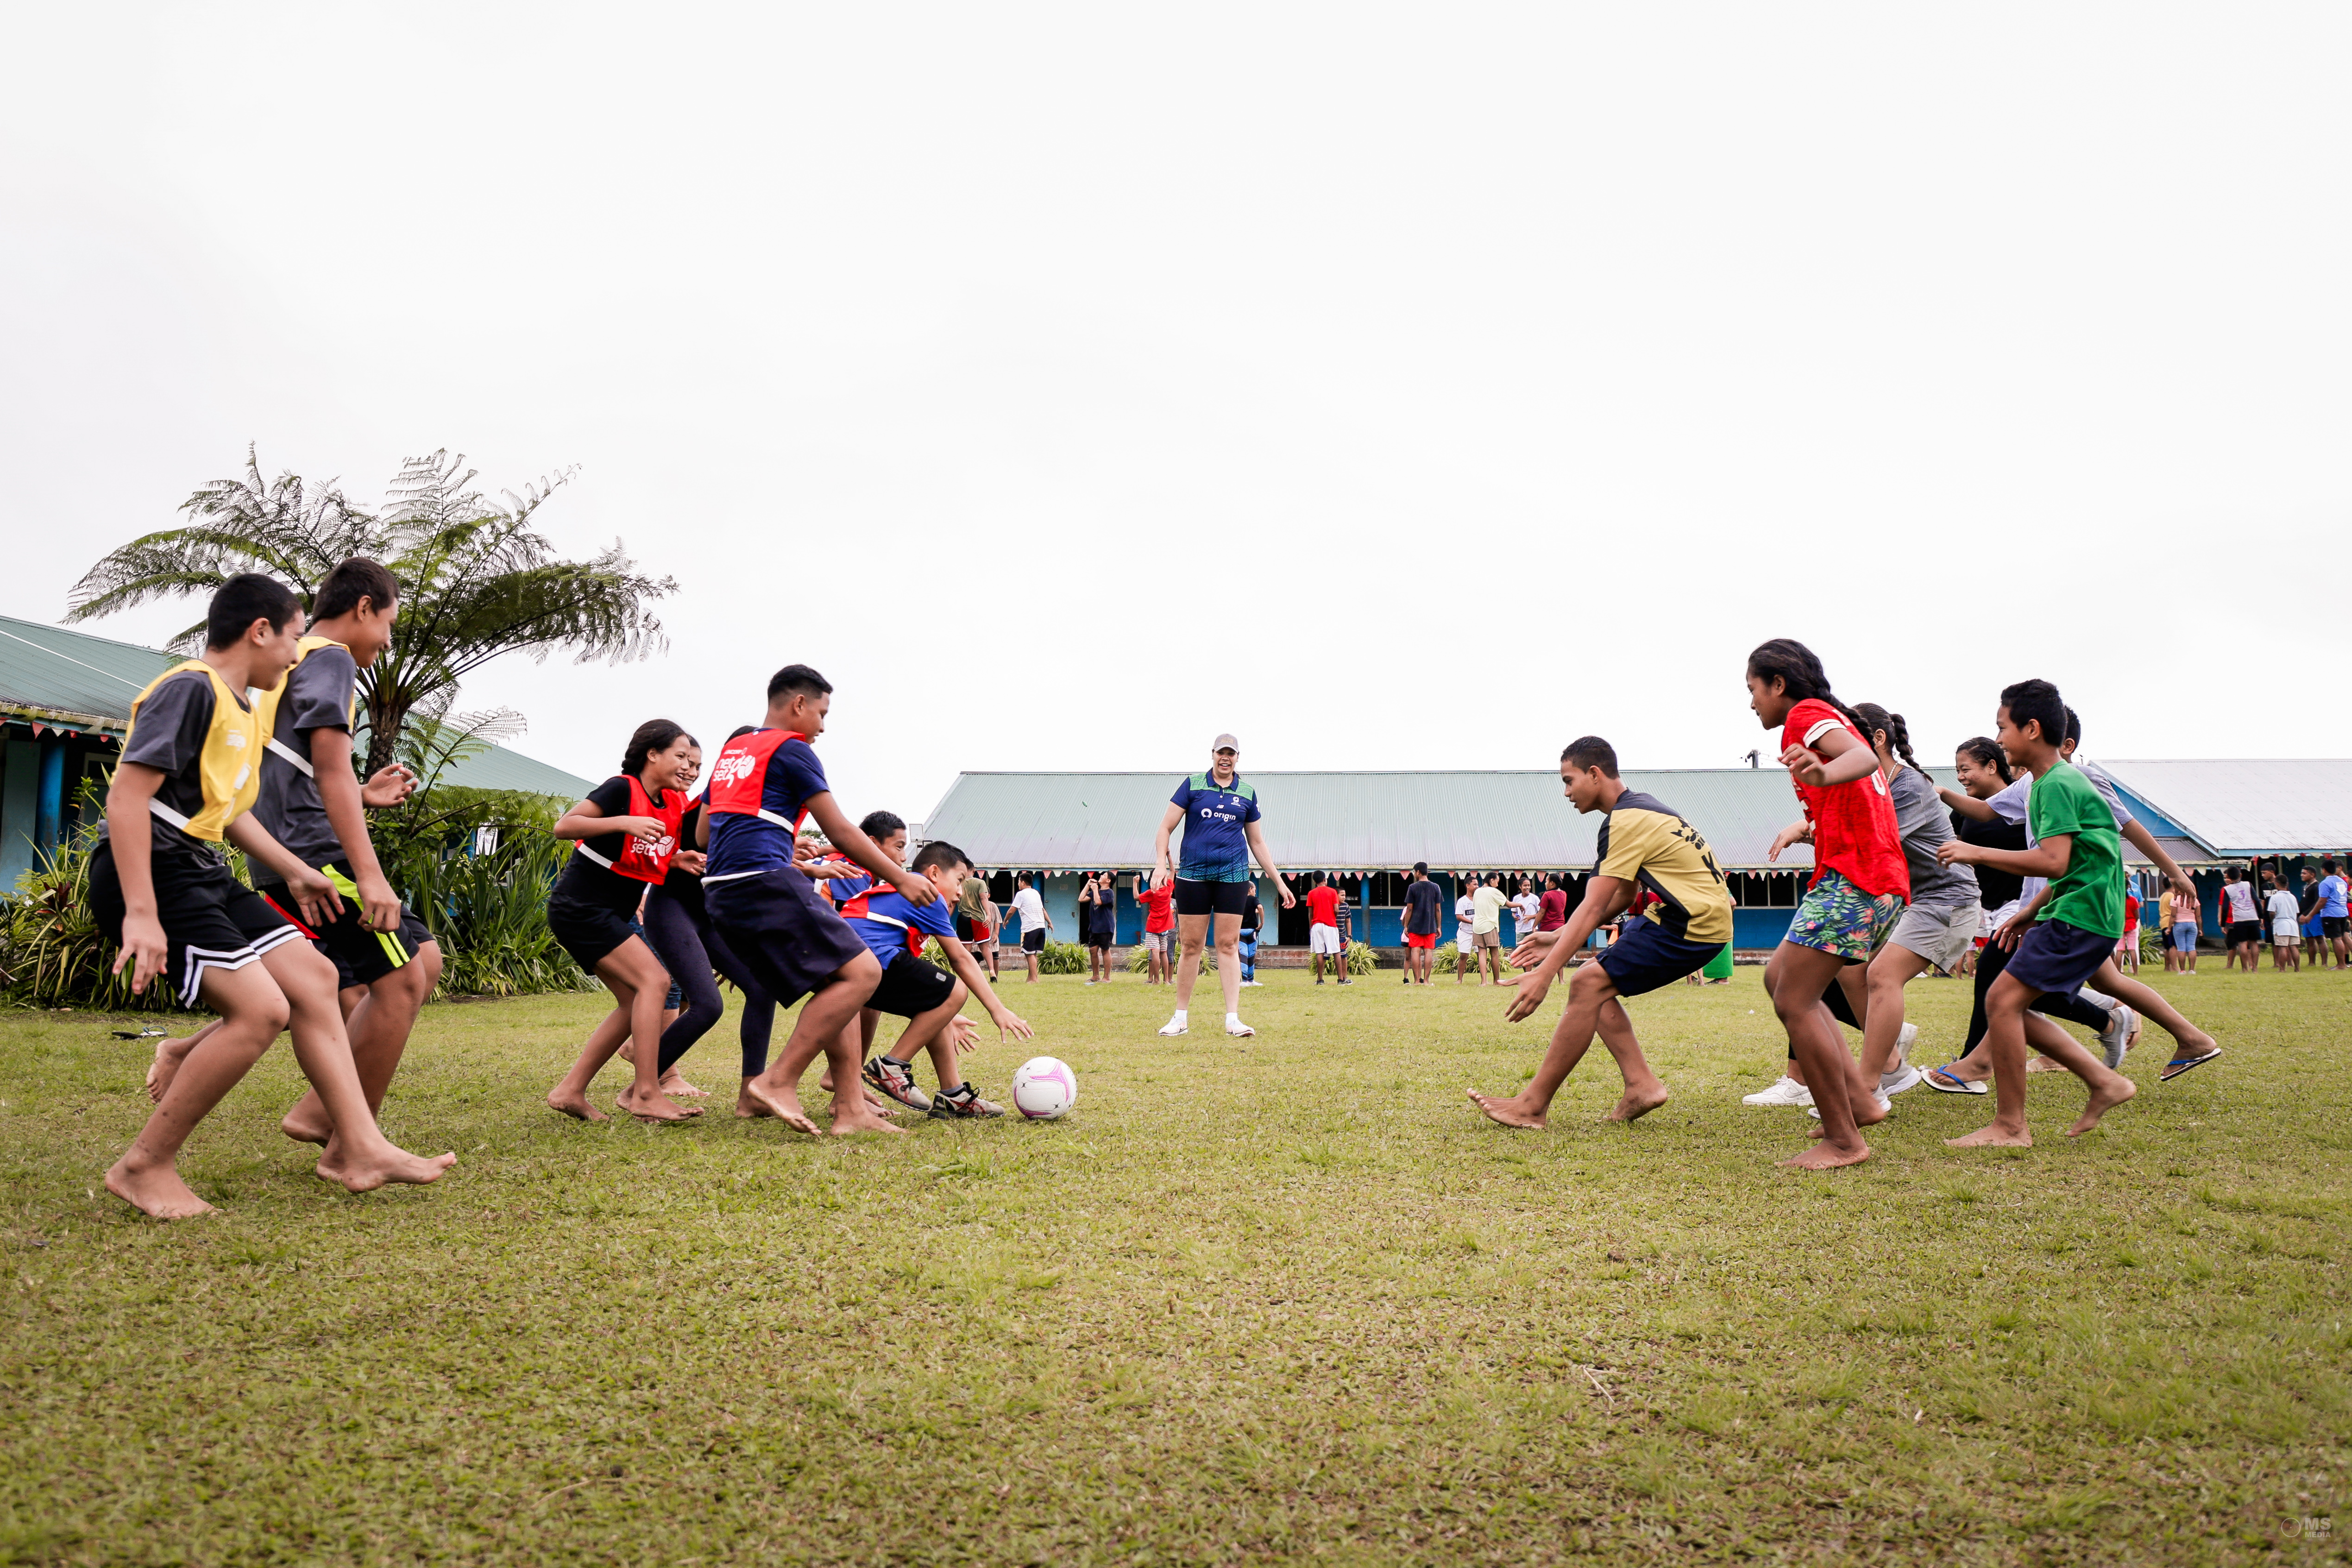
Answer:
[
  {"left": 2160, "top": 1047, "right": 2223, "bottom": 1083},
  {"left": 1924, "top": 1064, "right": 1987, "bottom": 1095}
]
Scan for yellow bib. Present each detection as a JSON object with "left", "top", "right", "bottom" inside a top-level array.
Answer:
[
  {"left": 251, "top": 635, "right": 358, "bottom": 779},
  {"left": 124, "top": 661, "right": 264, "bottom": 842}
]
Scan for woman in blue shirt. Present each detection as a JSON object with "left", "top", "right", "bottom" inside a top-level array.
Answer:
[{"left": 1149, "top": 734, "right": 1294, "bottom": 1038}]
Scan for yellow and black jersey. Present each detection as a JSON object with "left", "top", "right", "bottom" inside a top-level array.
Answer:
[
  {"left": 1594, "top": 790, "right": 1734, "bottom": 946},
  {"left": 108, "top": 662, "right": 264, "bottom": 867}
]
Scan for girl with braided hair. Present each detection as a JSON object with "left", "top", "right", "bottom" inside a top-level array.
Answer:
[{"left": 1742, "top": 640, "right": 1908, "bottom": 1169}]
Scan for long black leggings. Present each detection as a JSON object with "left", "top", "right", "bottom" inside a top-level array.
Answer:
[
  {"left": 641, "top": 888, "right": 779, "bottom": 1077},
  {"left": 1805, "top": 939, "right": 2107, "bottom": 1052},
  {"left": 1964, "top": 931, "right": 2111, "bottom": 1052}
]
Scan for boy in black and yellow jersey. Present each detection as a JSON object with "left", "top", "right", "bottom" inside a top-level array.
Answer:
[
  {"left": 1469, "top": 737, "right": 1734, "bottom": 1129},
  {"left": 94, "top": 574, "right": 454, "bottom": 1219}
]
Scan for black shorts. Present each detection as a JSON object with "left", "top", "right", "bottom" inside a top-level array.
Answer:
[
  {"left": 254, "top": 861, "right": 435, "bottom": 989},
  {"left": 547, "top": 889, "right": 642, "bottom": 974},
  {"left": 868, "top": 950, "right": 958, "bottom": 1018},
  {"left": 2326, "top": 917, "right": 2347, "bottom": 939},
  {"left": 954, "top": 914, "right": 977, "bottom": 942},
  {"left": 1022, "top": 929, "right": 1046, "bottom": 954},
  {"left": 705, "top": 867, "right": 874, "bottom": 1008},
  {"left": 1173, "top": 877, "right": 1250, "bottom": 918},
  {"left": 90, "top": 841, "right": 306, "bottom": 1009},
  {"left": 2227, "top": 919, "right": 2261, "bottom": 946},
  {"left": 1597, "top": 920, "right": 1726, "bottom": 998},
  {"left": 2005, "top": 917, "right": 2116, "bottom": 998},
  {"left": 1085, "top": 927, "right": 1115, "bottom": 948}
]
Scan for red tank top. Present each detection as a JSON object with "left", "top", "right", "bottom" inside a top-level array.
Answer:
[
  {"left": 705, "top": 729, "right": 811, "bottom": 833},
  {"left": 1782, "top": 698, "right": 1909, "bottom": 900},
  {"left": 597, "top": 776, "right": 688, "bottom": 884}
]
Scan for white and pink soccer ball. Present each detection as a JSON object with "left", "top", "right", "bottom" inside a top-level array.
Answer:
[{"left": 1011, "top": 1056, "right": 1077, "bottom": 1120}]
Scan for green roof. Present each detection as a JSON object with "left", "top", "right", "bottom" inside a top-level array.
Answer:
[{"left": 0, "top": 614, "right": 592, "bottom": 799}]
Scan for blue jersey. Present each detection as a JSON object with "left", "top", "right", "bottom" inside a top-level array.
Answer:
[
  {"left": 2323, "top": 875, "right": 2349, "bottom": 919},
  {"left": 1171, "top": 772, "right": 1260, "bottom": 883},
  {"left": 705, "top": 733, "right": 829, "bottom": 880},
  {"left": 843, "top": 886, "right": 958, "bottom": 963}
]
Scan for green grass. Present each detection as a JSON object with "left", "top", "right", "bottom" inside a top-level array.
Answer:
[{"left": 1, "top": 964, "right": 2348, "bottom": 1564}]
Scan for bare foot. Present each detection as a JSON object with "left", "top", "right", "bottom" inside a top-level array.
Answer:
[
  {"left": 321, "top": 1143, "right": 457, "bottom": 1192},
  {"left": 2068, "top": 1075, "right": 2137, "bottom": 1137},
  {"left": 1780, "top": 1139, "right": 1870, "bottom": 1170},
  {"left": 658, "top": 1068, "right": 707, "bottom": 1098},
  {"left": 1605, "top": 1083, "right": 1670, "bottom": 1122},
  {"left": 735, "top": 1088, "right": 774, "bottom": 1120},
  {"left": 615, "top": 1086, "right": 702, "bottom": 1122},
  {"left": 828, "top": 1104, "right": 907, "bottom": 1136},
  {"left": 1945, "top": 1123, "right": 2033, "bottom": 1148},
  {"left": 547, "top": 1087, "right": 609, "bottom": 1122},
  {"left": 279, "top": 1094, "right": 333, "bottom": 1146},
  {"left": 2025, "top": 1055, "right": 2066, "bottom": 1074},
  {"left": 145, "top": 1034, "right": 201, "bottom": 1103},
  {"left": 818, "top": 1071, "right": 835, "bottom": 1093},
  {"left": 741, "top": 1076, "right": 821, "bottom": 1136},
  {"left": 105, "top": 1158, "right": 217, "bottom": 1219},
  {"left": 1466, "top": 1088, "right": 1546, "bottom": 1129}
]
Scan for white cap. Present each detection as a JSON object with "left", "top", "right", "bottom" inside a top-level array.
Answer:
[{"left": 1212, "top": 733, "right": 1239, "bottom": 753}]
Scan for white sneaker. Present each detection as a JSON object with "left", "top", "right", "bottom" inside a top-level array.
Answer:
[
  {"left": 1157, "top": 1011, "right": 1189, "bottom": 1037},
  {"left": 1741, "top": 1075, "right": 1815, "bottom": 1107},
  {"left": 1880, "top": 1022, "right": 1923, "bottom": 1096},
  {"left": 1809, "top": 1091, "right": 1892, "bottom": 1121},
  {"left": 1226, "top": 1014, "right": 1254, "bottom": 1037},
  {"left": 2096, "top": 1003, "right": 2136, "bottom": 1069}
]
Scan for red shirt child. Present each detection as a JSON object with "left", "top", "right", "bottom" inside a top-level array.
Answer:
[
  {"left": 1783, "top": 697, "right": 1908, "bottom": 900},
  {"left": 1306, "top": 884, "right": 1340, "bottom": 929},
  {"left": 1136, "top": 878, "right": 1175, "bottom": 934}
]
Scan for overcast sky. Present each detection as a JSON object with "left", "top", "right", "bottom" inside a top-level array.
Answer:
[{"left": 5, "top": 5, "right": 2348, "bottom": 825}]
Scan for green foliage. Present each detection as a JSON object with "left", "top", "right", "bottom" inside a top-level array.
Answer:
[
  {"left": 1129, "top": 941, "right": 1211, "bottom": 973},
  {"left": 389, "top": 828, "right": 594, "bottom": 999},
  {"left": 0, "top": 828, "right": 176, "bottom": 1012},
  {"left": 64, "top": 443, "right": 676, "bottom": 777},
  {"left": 1038, "top": 940, "right": 1088, "bottom": 975},
  {"left": 1342, "top": 939, "right": 1377, "bottom": 976}
]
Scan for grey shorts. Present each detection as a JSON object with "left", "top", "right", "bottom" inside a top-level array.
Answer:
[
  {"left": 1888, "top": 900, "right": 1978, "bottom": 974},
  {"left": 1144, "top": 929, "right": 1175, "bottom": 955}
]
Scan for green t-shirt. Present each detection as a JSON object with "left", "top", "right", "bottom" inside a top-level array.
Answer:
[{"left": 2029, "top": 760, "right": 2124, "bottom": 938}]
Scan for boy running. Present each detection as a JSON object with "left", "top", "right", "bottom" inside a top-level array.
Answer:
[
  {"left": 98, "top": 574, "right": 454, "bottom": 1216},
  {"left": 1469, "top": 736, "right": 1729, "bottom": 1128},
  {"left": 702, "top": 665, "right": 938, "bottom": 1137},
  {"left": 1934, "top": 679, "right": 2138, "bottom": 1146}
]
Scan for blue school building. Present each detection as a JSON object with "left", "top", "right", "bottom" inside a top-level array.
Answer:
[{"left": 918, "top": 764, "right": 2348, "bottom": 955}]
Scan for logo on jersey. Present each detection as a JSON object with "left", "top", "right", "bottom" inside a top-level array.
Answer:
[{"left": 712, "top": 751, "right": 759, "bottom": 787}]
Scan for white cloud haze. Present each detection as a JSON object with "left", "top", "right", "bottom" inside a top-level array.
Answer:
[{"left": 4, "top": 4, "right": 2348, "bottom": 824}]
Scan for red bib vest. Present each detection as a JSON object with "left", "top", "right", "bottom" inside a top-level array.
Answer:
[
  {"left": 575, "top": 775, "right": 688, "bottom": 884},
  {"left": 705, "top": 729, "right": 812, "bottom": 837}
]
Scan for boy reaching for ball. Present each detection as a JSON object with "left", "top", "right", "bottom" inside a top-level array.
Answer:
[
  {"left": 1468, "top": 737, "right": 1733, "bottom": 1128},
  {"left": 811, "top": 839, "right": 1035, "bottom": 1118}
]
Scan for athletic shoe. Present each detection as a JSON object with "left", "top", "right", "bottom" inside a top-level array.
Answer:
[
  {"left": 1741, "top": 1076, "right": 1814, "bottom": 1107},
  {"left": 1337, "top": 977, "right": 1352, "bottom": 985},
  {"left": 1157, "top": 1012, "right": 1188, "bottom": 1037},
  {"left": 1226, "top": 1014, "right": 1255, "bottom": 1037},
  {"left": 929, "top": 1085, "right": 1005, "bottom": 1119},
  {"left": 862, "top": 1055, "right": 931, "bottom": 1111},
  {"left": 1880, "top": 1022, "right": 1923, "bottom": 1096},
  {"left": 2096, "top": 1003, "right": 2137, "bottom": 1069},
  {"left": 1923, "top": 1064, "right": 1987, "bottom": 1095}
]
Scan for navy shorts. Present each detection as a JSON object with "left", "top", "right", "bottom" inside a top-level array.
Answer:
[
  {"left": 2004, "top": 917, "right": 2116, "bottom": 999},
  {"left": 1596, "top": 920, "right": 1727, "bottom": 997},
  {"left": 705, "top": 867, "right": 874, "bottom": 1008}
]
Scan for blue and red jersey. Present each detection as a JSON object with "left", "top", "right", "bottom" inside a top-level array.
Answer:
[
  {"left": 838, "top": 883, "right": 958, "bottom": 963},
  {"left": 704, "top": 729, "right": 830, "bottom": 881}
]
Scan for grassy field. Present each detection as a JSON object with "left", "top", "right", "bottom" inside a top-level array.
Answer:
[{"left": 0, "top": 961, "right": 2346, "bottom": 1565}]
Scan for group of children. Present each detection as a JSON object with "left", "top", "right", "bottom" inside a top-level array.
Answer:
[
  {"left": 1470, "top": 638, "right": 2226, "bottom": 1168},
  {"left": 91, "top": 576, "right": 2246, "bottom": 1215},
  {"left": 2201, "top": 861, "right": 2352, "bottom": 973}
]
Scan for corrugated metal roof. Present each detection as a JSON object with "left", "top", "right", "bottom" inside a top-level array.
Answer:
[
  {"left": 2101, "top": 760, "right": 2352, "bottom": 856},
  {"left": 0, "top": 613, "right": 592, "bottom": 799},
  {"left": 920, "top": 768, "right": 1874, "bottom": 871},
  {"left": 0, "top": 616, "right": 175, "bottom": 731}
]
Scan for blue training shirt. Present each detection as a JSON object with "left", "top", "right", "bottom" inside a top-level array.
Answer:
[
  {"left": 843, "top": 887, "right": 958, "bottom": 963},
  {"left": 1170, "top": 771, "right": 1260, "bottom": 883},
  {"left": 2323, "top": 875, "right": 2349, "bottom": 919},
  {"left": 705, "top": 736, "right": 830, "bottom": 879}
]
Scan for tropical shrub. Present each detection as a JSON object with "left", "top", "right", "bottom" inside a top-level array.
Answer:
[{"left": 0, "top": 829, "right": 181, "bottom": 1012}]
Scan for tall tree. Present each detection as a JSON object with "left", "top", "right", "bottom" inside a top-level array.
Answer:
[{"left": 68, "top": 444, "right": 675, "bottom": 775}]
